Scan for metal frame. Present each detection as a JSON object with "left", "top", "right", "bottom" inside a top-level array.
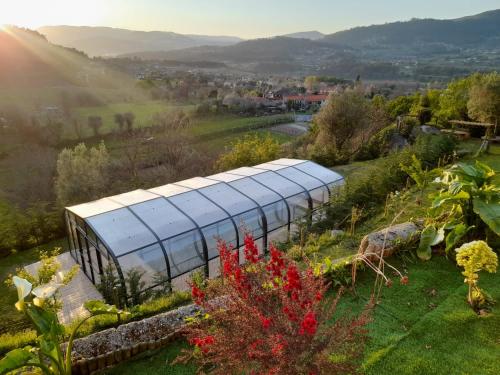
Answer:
[{"left": 65, "top": 159, "right": 344, "bottom": 300}]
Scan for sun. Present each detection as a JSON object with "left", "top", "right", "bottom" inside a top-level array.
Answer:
[{"left": 1, "top": 0, "right": 106, "bottom": 29}]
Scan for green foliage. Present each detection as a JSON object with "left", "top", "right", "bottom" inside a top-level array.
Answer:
[
  {"left": 467, "top": 72, "right": 500, "bottom": 124},
  {"left": 55, "top": 142, "right": 111, "bottom": 207},
  {"left": 455, "top": 241, "right": 498, "bottom": 311},
  {"left": 321, "top": 134, "right": 456, "bottom": 231},
  {"left": 125, "top": 267, "right": 149, "bottom": 306},
  {"left": 312, "top": 256, "right": 354, "bottom": 287},
  {"left": 400, "top": 154, "right": 431, "bottom": 192},
  {"left": 0, "top": 276, "right": 123, "bottom": 375},
  {"left": 386, "top": 95, "right": 415, "bottom": 119},
  {"left": 417, "top": 225, "right": 444, "bottom": 260},
  {"left": 432, "top": 161, "right": 500, "bottom": 235},
  {"left": 97, "top": 264, "right": 124, "bottom": 308},
  {"left": 287, "top": 231, "right": 340, "bottom": 261},
  {"left": 215, "top": 133, "right": 281, "bottom": 170},
  {"left": 311, "top": 88, "right": 387, "bottom": 164}
]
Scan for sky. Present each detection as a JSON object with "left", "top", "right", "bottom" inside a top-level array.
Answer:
[{"left": 1, "top": 0, "right": 500, "bottom": 38}]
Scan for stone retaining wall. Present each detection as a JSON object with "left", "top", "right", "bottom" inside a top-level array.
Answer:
[{"left": 70, "top": 304, "right": 199, "bottom": 374}]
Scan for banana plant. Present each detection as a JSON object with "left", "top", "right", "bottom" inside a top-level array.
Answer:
[{"left": 0, "top": 276, "right": 126, "bottom": 375}]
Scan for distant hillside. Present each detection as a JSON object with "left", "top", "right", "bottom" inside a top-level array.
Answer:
[
  {"left": 282, "top": 31, "right": 325, "bottom": 40},
  {"left": 0, "top": 26, "right": 145, "bottom": 110},
  {"left": 125, "top": 37, "right": 348, "bottom": 63},
  {"left": 324, "top": 9, "right": 500, "bottom": 51},
  {"left": 38, "top": 26, "right": 243, "bottom": 57}
]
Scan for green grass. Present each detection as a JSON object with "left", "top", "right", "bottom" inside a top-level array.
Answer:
[
  {"left": 0, "top": 238, "right": 66, "bottom": 334},
  {"left": 98, "top": 257, "right": 500, "bottom": 375},
  {"left": 72, "top": 101, "right": 195, "bottom": 138}
]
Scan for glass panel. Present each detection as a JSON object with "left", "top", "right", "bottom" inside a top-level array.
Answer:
[
  {"left": 118, "top": 243, "right": 167, "bottom": 289},
  {"left": 268, "top": 227, "right": 289, "bottom": 246},
  {"left": 234, "top": 208, "right": 264, "bottom": 242},
  {"left": 163, "top": 230, "right": 205, "bottom": 278},
  {"left": 294, "top": 161, "right": 344, "bottom": 184},
  {"left": 202, "top": 219, "right": 237, "bottom": 259},
  {"left": 229, "top": 177, "right": 281, "bottom": 206},
  {"left": 262, "top": 201, "right": 288, "bottom": 231},
  {"left": 276, "top": 167, "right": 324, "bottom": 191},
  {"left": 287, "top": 193, "right": 309, "bottom": 221},
  {"left": 130, "top": 198, "right": 195, "bottom": 240},
  {"left": 310, "top": 187, "right": 329, "bottom": 207},
  {"left": 87, "top": 208, "right": 157, "bottom": 256},
  {"left": 252, "top": 171, "right": 304, "bottom": 198},
  {"left": 200, "top": 183, "right": 257, "bottom": 216},
  {"left": 168, "top": 191, "right": 228, "bottom": 227}
]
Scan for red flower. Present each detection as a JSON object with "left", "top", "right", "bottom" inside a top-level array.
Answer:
[
  {"left": 400, "top": 276, "right": 409, "bottom": 285},
  {"left": 190, "top": 335, "right": 215, "bottom": 354},
  {"left": 299, "top": 311, "right": 318, "bottom": 336},
  {"left": 385, "top": 279, "right": 393, "bottom": 288},
  {"left": 283, "top": 305, "right": 298, "bottom": 322},
  {"left": 271, "top": 342, "right": 285, "bottom": 356},
  {"left": 244, "top": 233, "right": 259, "bottom": 264},
  {"left": 315, "top": 292, "right": 323, "bottom": 302},
  {"left": 260, "top": 315, "right": 272, "bottom": 329},
  {"left": 191, "top": 285, "right": 205, "bottom": 305},
  {"left": 266, "top": 245, "right": 286, "bottom": 278},
  {"left": 284, "top": 264, "right": 301, "bottom": 292}
]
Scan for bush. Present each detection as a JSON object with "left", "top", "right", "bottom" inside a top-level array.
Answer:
[
  {"left": 319, "top": 134, "right": 456, "bottom": 231},
  {"left": 177, "top": 236, "right": 371, "bottom": 374}
]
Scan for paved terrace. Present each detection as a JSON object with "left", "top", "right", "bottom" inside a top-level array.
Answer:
[{"left": 24, "top": 252, "right": 103, "bottom": 325}]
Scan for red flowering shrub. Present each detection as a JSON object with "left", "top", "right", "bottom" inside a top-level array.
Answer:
[{"left": 178, "top": 236, "right": 372, "bottom": 374}]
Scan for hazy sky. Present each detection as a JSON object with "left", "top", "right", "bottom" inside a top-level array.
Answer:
[{"left": 2, "top": 0, "right": 500, "bottom": 38}]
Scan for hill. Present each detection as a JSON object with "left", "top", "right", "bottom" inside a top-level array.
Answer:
[
  {"left": 324, "top": 9, "right": 500, "bottom": 53},
  {"left": 282, "top": 31, "right": 325, "bottom": 40},
  {"left": 38, "top": 26, "right": 243, "bottom": 57}
]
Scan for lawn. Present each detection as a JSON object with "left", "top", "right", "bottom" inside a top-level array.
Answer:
[
  {"left": 102, "top": 257, "right": 500, "bottom": 375},
  {"left": 0, "top": 238, "right": 66, "bottom": 335}
]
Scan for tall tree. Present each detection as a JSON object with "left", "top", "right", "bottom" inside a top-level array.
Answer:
[
  {"left": 312, "top": 89, "right": 387, "bottom": 164},
  {"left": 114, "top": 113, "right": 125, "bottom": 132},
  {"left": 467, "top": 72, "right": 500, "bottom": 125},
  {"left": 124, "top": 112, "right": 136, "bottom": 132}
]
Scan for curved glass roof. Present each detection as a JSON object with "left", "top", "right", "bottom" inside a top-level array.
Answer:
[{"left": 67, "top": 159, "right": 344, "bottom": 259}]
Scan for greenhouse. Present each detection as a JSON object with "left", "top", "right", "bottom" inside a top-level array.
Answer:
[{"left": 65, "top": 158, "right": 344, "bottom": 300}]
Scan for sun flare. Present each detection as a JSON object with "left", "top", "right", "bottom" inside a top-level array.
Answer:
[{"left": 2, "top": 0, "right": 106, "bottom": 29}]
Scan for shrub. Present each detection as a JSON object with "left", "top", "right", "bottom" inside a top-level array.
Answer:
[
  {"left": 319, "top": 134, "right": 456, "bottom": 232},
  {"left": 215, "top": 133, "right": 281, "bottom": 171},
  {"left": 177, "top": 236, "right": 372, "bottom": 374},
  {"left": 455, "top": 241, "right": 498, "bottom": 311}
]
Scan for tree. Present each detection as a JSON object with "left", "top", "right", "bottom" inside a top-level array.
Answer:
[
  {"left": 215, "top": 133, "right": 281, "bottom": 171},
  {"left": 87, "top": 116, "right": 103, "bottom": 136},
  {"left": 124, "top": 112, "right": 136, "bottom": 132},
  {"left": 467, "top": 72, "right": 500, "bottom": 125},
  {"left": 114, "top": 113, "right": 125, "bottom": 132},
  {"left": 304, "top": 76, "right": 319, "bottom": 92},
  {"left": 312, "top": 89, "right": 387, "bottom": 164},
  {"left": 410, "top": 93, "right": 433, "bottom": 125},
  {"left": 55, "top": 142, "right": 111, "bottom": 206}
]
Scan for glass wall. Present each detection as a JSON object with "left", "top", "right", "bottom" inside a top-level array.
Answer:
[{"left": 66, "top": 159, "right": 344, "bottom": 301}]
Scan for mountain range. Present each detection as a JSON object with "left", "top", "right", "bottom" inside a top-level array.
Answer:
[{"left": 37, "top": 26, "right": 243, "bottom": 57}]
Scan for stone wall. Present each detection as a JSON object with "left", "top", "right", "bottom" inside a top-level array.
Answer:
[{"left": 70, "top": 304, "right": 199, "bottom": 374}]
